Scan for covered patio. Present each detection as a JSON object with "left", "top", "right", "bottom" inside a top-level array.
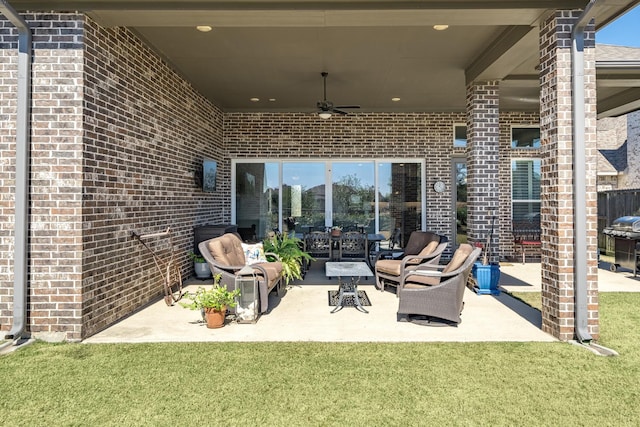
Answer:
[
  {"left": 2, "top": 1, "right": 640, "bottom": 344},
  {"left": 84, "top": 261, "right": 640, "bottom": 344}
]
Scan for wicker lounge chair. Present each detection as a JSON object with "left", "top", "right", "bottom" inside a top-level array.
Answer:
[
  {"left": 396, "top": 243, "right": 481, "bottom": 325},
  {"left": 199, "top": 233, "right": 284, "bottom": 314},
  {"left": 374, "top": 231, "right": 448, "bottom": 294}
]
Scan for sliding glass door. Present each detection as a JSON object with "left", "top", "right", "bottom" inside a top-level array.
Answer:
[{"left": 233, "top": 159, "right": 424, "bottom": 241}]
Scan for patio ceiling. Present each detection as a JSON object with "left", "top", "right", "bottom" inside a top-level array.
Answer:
[{"left": 10, "top": 0, "right": 640, "bottom": 116}]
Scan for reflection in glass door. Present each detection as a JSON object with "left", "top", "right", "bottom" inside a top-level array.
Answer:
[
  {"left": 453, "top": 158, "right": 467, "bottom": 247},
  {"left": 377, "top": 162, "right": 422, "bottom": 247},
  {"left": 282, "top": 162, "right": 326, "bottom": 233},
  {"left": 235, "top": 162, "right": 279, "bottom": 239},
  {"left": 234, "top": 159, "right": 424, "bottom": 241},
  {"left": 331, "top": 162, "right": 375, "bottom": 232}
]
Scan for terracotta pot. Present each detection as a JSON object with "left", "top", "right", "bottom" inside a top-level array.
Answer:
[
  {"left": 204, "top": 307, "right": 227, "bottom": 329},
  {"left": 331, "top": 229, "right": 342, "bottom": 237}
]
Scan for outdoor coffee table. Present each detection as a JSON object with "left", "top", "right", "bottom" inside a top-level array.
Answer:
[{"left": 325, "top": 261, "right": 373, "bottom": 313}]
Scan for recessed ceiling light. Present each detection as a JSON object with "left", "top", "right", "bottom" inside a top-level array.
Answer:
[
  {"left": 433, "top": 24, "right": 449, "bottom": 31},
  {"left": 269, "top": 98, "right": 276, "bottom": 102},
  {"left": 392, "top": 97, "right": 401, "bottom": 102},
  {"left": 250, "top": 97, "right": 260, "bottom": 102},
  {"left": 196, "top": 25, "right": 212, "bottom": 32}
]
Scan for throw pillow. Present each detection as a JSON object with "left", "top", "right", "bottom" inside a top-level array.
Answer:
[{"left": 242, "top": 242, "right": 267, "bottom": 265}]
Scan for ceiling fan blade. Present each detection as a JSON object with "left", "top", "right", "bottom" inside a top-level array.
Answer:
[
  {"left": 335, "top": 105, "right": 360, "bottom": 109},
  {"left": 332, "top": 108, "right": 349, "bottom": 115}
]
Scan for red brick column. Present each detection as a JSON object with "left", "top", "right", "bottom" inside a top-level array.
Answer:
[
  {"left": 466, "top": 81, "right": 500, "bottom": 262},
  {"left": 539, "top": 11, "right": 599, "bottom": 340}
]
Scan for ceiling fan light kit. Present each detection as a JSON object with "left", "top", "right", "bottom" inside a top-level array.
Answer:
[{"left": 316, "top": 72, "right": 360, "bottom": 119}]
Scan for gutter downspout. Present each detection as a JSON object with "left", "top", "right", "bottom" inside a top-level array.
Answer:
[
  {"left": 571, "top": 0, "right": 599, "bottom": 344},
  {"left": 0, "top": 0, "right": 31, "bottom": 341}
]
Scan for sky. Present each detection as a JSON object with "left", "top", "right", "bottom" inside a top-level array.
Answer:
[{"left": 596, "top": 5, "right": 640, "bottom": 47}]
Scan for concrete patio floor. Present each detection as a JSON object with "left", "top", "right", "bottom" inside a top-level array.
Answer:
[{"left": 84, "top": 260, "right": 640, "bottom": 344}]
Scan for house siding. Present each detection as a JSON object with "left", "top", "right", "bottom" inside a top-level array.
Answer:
[{"left": 621, "top": 110, "right": 640, "bottom": 189}]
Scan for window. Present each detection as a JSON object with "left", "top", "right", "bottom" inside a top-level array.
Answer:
[
  {"left": 511, "top": 127, "right": 540, "bottom": 149},
  {"left": 512, "top": 159, "right": 541, "bottom": 223},
  {"left": 454, "top": 124, "right": 467, "bottom": 147}
]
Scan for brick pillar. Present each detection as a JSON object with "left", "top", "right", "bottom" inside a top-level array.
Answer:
[
  {"left": 539, "top": 11, "right": 599, "bottom": 341},
  {"left": 466, "top": 81, "right": 500, "bottom": 262}
]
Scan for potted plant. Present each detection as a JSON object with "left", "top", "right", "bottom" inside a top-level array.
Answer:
[
  {"left": 263, "top": 232, "right": 313, "bottom": 284},
  {"left": 189, "top": 251, "right": 211, "bottom": 279},
  {"left": 330, "top": 226, "right": 342, "bottom": 237},
  {"left": 180, "top": 274, "right": 241, "bottom": 328},
  {"left": 472, "top": 216, "right": 501, "bottom": 295}
]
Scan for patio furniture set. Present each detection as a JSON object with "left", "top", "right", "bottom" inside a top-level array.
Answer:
[
  {"left": 198, "top": 230, "right": 482, "bottom": 325},
  {"left": 302, "top": 229, "right": 386, "bottom": 268}
]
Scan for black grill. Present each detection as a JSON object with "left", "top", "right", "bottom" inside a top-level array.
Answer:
[{"left": 603, "top": 216, "right": 640, "bottom": 276}]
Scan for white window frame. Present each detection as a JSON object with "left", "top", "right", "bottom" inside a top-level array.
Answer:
[{"left": 511, "top": 158, "right": 541, "bottom": 222}]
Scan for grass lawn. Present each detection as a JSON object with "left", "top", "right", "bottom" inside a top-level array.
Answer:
[{"left": 1, "top": 293, "right": 639, "bottom": 426}]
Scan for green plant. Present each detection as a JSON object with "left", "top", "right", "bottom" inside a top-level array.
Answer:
[
  {"left": 180, "top": 275, "right": 240, "bottom": 311},
  {"left": 263, "top": 232, "right": 313, "bottom": 284},
  {"left": 188, "top": 251, "right": 206, "bottom": 264}
]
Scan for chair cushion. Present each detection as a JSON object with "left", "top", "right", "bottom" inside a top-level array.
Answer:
[
  {"left": 404, "top": 271, "right": 441, "bottom": 287},
  {"left": 375, "top": 259, "right": 402, "bottom": 276},
  {"left": 442, "top": 244, "right": 473, "bottom": 273},
  {"left": 207, "top": 233, "right": 246, "bottom": 266},
  {"left": 242, "top": 242, "right": 267, "bottom": 265},
  {"left": 408, "top": 240, "right": 439, "bottom": 264},
  {"left": 403, "top": 282, "right": 432, "bottom": 289}
]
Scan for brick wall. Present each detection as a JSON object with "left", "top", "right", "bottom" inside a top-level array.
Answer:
[
  {"left": 224, "top": 111, "right": 540, "bottom": 260},
  {"left": 1, "top": 14, "right": 86, "bottom": 341},
  {"left": 224, "top": 112, "right": 468, "bottom": 239},
  {"left": 539, "top": 11, "right": 599, "bottom": 340},
  {"left": 466, "top": 81, "right": 501, "bottom": 261},
  {"left": 1, "top": 14, "right": 224, "bottom": 340}
]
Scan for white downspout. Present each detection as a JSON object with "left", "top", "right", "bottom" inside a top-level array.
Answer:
[
  {"left": 571, "top": 0, "right": 599, "bottom": 343},
  {"left": 0, "top": 0, "right": 31, "bottom": 341}
]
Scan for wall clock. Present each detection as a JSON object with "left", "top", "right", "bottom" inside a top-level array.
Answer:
[{"left": 433, "top": 181, "right": 446, "bottom": 193}]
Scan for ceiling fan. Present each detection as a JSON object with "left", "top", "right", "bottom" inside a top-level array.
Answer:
[{"left": 316, "top": 72, "right": 360, "bottom": 119}]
